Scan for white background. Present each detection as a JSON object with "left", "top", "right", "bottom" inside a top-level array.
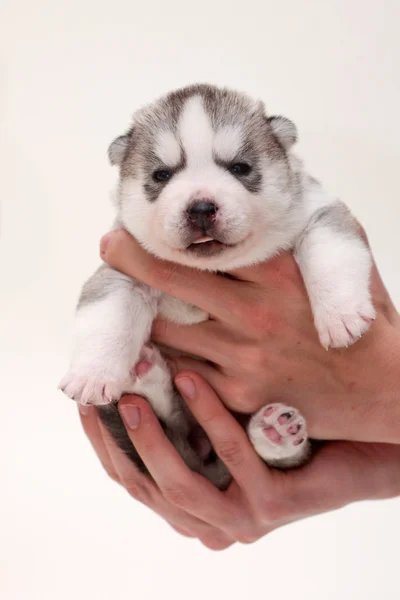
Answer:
[{"left": 1, "top": 1, "right": 399, "bottom": 599}]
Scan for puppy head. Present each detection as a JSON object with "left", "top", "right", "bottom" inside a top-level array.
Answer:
[{"left": 109, "top": 84, "right": 303, "bottom": 271}]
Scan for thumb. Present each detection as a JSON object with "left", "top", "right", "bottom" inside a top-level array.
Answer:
[{"left": 166, "top": 355, "right": 223, "bottom": 392}]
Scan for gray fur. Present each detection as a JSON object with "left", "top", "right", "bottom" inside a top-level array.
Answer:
[
  {"left": 268, "top": 115, "right": 297, "bottom": 150},
  {"left": 296, "top": 200, "right": 358, "bottom": 250},
  {"left": 213, "top": 155, "right": 263, "bottom": 194},
  {"left": 77, "top": 85, "right": 310, "bottom": 486},
  {"left": 111, "top": 84, "right": 290, "bottom": 201},
  {"left": 98, "top": 396, "right": 231, "bottom": 490},
  {"left": 63, "top": 83, "right": 373, "bottom": 489},
  {"left": 78, "top": 264, "right": 136, "bottom": 309},
  {"left": 143, "top": 148, "right": 187, "bottom": 203},
  {"left": 76, "top": 263, "right": 231, "bottom": 489},
  {"left": 108, "top": 134, "right": 131, "bottom": 166}
]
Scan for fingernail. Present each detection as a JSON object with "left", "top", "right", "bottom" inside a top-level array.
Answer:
[
  {"left": 176, "top": 377, "right": 196, "bottom": 400},
  {"left": 120, "top": 405, "right": 141, "bottom": 430},
  {"left": 78, "top": 404, "right": 91, "bottom": 416},
  {"left": 100, "top": 233, "right": 113, "bottom": 256}
]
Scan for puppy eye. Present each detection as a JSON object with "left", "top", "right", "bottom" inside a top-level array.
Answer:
[
  {"left": 153, "top": 169, "right": 173, "bottom": 182},
  {"left": 229, "top": 163, "right": 252, "bottom": 176}
]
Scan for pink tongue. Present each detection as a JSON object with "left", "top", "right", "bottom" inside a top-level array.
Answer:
[{"left": 192, "top": 236, "right": 214, "bottom": 244}]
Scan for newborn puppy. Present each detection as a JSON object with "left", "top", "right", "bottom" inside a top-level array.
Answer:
[{"left": 60, "top": 84, "right": 374, "bottom": 489}]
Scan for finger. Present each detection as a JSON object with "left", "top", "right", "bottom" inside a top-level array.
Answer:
[
  {"left": 230, "top": 251, "right": 301, "bottom": 286},
  {"left": 100, "top": 229, "right": 246, "bottom": 323},
  {"left": 98, "top": 418, "right": 157, "bottom": 507},
  {"left": 170, "top": 521, "right": 235, "bottom": 548},
  {"left": 168, "top": 356, "right": 265, "bottom": 416},
  {"left": 97, "top": 415, "right": 231, "bottom": 541},
  {"left": 284, "top": 442, "right": 400, "bottom": 516},
  {"left": 78, "top": 405, "right": 120, "bottom": 483},
  {"left": 116, "top": 395, "right": 244, "bottom": 532},
  {"left": 165, "top": 355, "right": 226, "bottom": 395},
  {"left": 198, "top": 535, "right": 236, "bottom": 551},
  {"left": 167, "top": 523, "right": 195, "bottom": 538},
  {"left": 172, "top": 373, "right": 375, "bottom": 528},
  {"left": 168, "top": 523, "right": 235, "bottom": 551},
  {"left": 174, "top": 372, "right": 275, "bottom": 495},
  {"left": 80, "top": 404, "right": 233, "bottom": 542},
  {"left": 151, "top": 319, "right": 231, "bottom": 366}
]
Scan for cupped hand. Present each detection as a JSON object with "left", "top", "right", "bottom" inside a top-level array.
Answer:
[
  {"left": 100, "top": 229, "right": 400, "bottom": 445},
  {"left": 79, "top": 372, "right": 400, "bottom": 550}
]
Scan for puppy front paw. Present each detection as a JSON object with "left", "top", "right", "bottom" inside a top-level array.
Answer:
[
  {"left": 314, "top": 297, "right": 376, "bottom": 349},
  {"left": 59, "top": 367, "right": 136, "bottom": 406},
  {"left": 248, "top": 403, "right": 310, "bottom": 469}
]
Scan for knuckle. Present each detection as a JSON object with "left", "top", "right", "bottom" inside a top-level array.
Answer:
[
  {"left": 161, "top": 482, "right": 197, "bottom": 508},
  {"left": 124, "top": 479, "right": 152, "bottom": 504},
  {"left": 235, "top": 532, "right": 259, "bottom": 545},
  {"left": 240, "top": 304, "right": 280, "bottom": 339},
  {"left": 200, "top": 535, "right": 234, "bottom": 551},
  {"left": 169, "top": 525, "right": 195, "bottom": 538},
  {"left": 106, "top": 230, "right": 131, "bottom": 266},
  {"left": 216, "top": 440, "right": 245, "bottom": 469},
  {"left": 153, "top": 262, "right": 180, "bottom": 291},
  {"left": 103, "top": 466, "right": 120, "bottom": 484},
  {"left": 225, "top": 378, "right": 250, "bottom": 402},
  {"left": 105, "top": 230, "right": 123, "bottom": 258},
  {"left": 257, "top": 497, "right": 288, "bottom": 523},
  {"left": 239, "top": 345, "right": 267, "bottom": 373}
]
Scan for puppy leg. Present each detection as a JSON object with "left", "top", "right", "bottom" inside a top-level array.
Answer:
[
  {"left": 295, "top": 202, "right": 375, "bottom": 349},
  {"left": 59, "top": 265, "right": 159, "bottom": 406}
]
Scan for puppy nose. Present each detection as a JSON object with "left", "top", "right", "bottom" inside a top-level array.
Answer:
[{"left": 187, "top": 201, "right": 218, "bottom": 228}]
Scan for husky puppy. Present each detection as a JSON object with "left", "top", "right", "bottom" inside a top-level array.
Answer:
[{"left": 60, "top": 84, "right": 374, "bottom": 489}]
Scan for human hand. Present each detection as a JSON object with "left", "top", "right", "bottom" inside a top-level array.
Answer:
[
  {"left": 99, "top": 229, "right": 400, "bottom": 445},
  {"left": 79, "top": 372, "right": 400, "bottom": 550}
]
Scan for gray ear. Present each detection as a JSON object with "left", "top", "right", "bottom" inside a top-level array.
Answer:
[
  {"left": 267, "top": 116, "right": 297, "bottom": 150},
  {"left": 107, "top": 134, "right": 130, "bottom": 166}
]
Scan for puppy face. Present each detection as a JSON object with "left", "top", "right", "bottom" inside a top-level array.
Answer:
[{"left": 110, "top": 84, "right": 303, "bottom": 271}]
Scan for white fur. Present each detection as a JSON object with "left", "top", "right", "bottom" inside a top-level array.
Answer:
[
  {"left": 158, "top": 294, "right": 208, "bottom": 325},
  {"left": 60, "top": 287, "right": 158, "bottom": 405},
  {"left": 132, "top": 345, "right": 178, "bottom": 422},
  {"left": 213, "top": 125, "right": 244, "bottom": 162},
  {"left": 120, "top": 97, "right": 307, "bottom": 271},
  {"left": 178, "top": 96, "right": 214, "bottom": 169},
  {"left": 155, "top": 130, "right": 182, "bottom": 167},
  {"left": 61, "top": 88, "right": 375, "bottom": 472},
  {"left": 294, "top": 223, "right": 375, "bottom": 348},
  {"left": 248, "top": 404, "right": 310, "bottom": 467}
]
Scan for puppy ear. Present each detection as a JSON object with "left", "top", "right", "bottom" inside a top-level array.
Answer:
[
  {"left": 267, "top": 116, "right": 297, "bottom": 150},
  {"left": 107, "top": 133, "right": 130, "bottom": 166}
]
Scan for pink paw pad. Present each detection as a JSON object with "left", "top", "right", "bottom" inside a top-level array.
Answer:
[
  {"left": 263, "top": 406, "right": 276, "bottom": 418},
  {"left": 132, "top": 344, "right": 155, "bottom": 378},
  {"left": 287, "top": 423, "right": 301, "bottom": 435},
  {"left": 263, "top": 426, "right": 282, "bottom": 444},
  {"left": 135, "top": 360, "right": 153, "bottom": 378},
  {"left": 260, "top": 404, "right": 307, "bottom": 448}
]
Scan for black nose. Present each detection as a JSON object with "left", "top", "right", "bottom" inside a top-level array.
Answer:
[{"left": 187, "top": 201, "right": 218, "bottom": 229}]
